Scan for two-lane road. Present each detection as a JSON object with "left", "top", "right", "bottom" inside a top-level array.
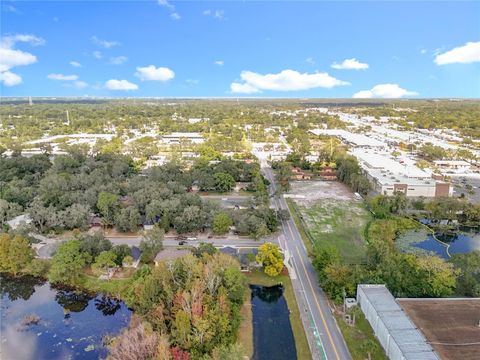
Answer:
[{"left": 263, "top": 166, "right": 351, "bottom": 360}]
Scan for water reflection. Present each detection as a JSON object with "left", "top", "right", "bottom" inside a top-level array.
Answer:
[
  {"left": 250, "top": 284, "right": 297, "bottom": 360},
  {"left": 0, "top": 275, "right": 131, "bottom": 360},
  {"left": 55, "top": 289, "right": 92, "bottom": 313},
  {"left": 0, "top": 275, "right": 43, "bottom": 301},
  {"left": 413, "top": 230, "right": 480, "bottom": 259}
]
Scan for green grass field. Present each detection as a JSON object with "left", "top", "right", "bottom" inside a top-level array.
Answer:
[
  {"left": 335, "top": 312, "right": 387, "bottom": 360},
  {"left": 289, "top": 199, "right": 370, "bottom": 264}
]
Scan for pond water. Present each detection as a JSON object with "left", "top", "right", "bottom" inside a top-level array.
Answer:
[
  {"left": 397, "top": 228, "right": 480, "bottom": 259},
  {"left": 250, "top": 284, "right": 297, "bottom": 360},
  {"left": 0, "top": 275, "right": 131, "bottom": 360}
]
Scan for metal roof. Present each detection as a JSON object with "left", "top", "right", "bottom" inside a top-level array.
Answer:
[{"left": 357, "top": 284, "right": 441, "bottom": 360}]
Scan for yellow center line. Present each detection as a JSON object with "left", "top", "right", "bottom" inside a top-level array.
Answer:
[{"left": 285, "top": 219, "right": 341, "bottom": 360}]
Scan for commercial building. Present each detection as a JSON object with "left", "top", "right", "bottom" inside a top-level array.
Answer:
[
  {"left": 351, "top": 149, "right": 452, "bottom": 197},
  {"left": 309, "top": 129, "right": 387, "bottom": 148},
  {"left": 161, "top": 132, "right": 204, "bottom": 145},
  {"left": 357, "top": 284, "right": 441, "bottom": 360}
]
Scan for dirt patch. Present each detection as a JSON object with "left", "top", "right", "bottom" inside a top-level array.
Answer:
[
  {"left": 398, "top": 299, "right": 480, "bottom": 360},
  {"left": 289, "top": 180, "right": 357, "bottom": 204}
]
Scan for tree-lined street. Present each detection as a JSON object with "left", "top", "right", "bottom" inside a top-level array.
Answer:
[{"left": 263, "top": 165, "right": 352, "bottom": 360}]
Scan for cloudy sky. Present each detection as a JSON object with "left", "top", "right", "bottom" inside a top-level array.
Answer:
[{"left": 1, "top": 1, "right": 479, "bottom": 98}]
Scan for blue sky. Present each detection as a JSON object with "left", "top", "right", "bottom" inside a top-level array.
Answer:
[{"left": 1, "top": 1, "right": 479, "bottom": 98}]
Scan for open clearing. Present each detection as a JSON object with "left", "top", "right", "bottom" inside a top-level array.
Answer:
[
  {"left": 289, "top": 181, "right": 369, "bottom": 263},
  {"left": 398, "top": 299, "right": 480, "bottom": 360}
]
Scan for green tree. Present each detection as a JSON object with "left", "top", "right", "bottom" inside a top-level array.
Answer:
[
  {"left": 49, "top": 240, "right": 90, "bottom": 284},
  {"left": 192, "top": 242, "right": 218, "bottom": 257},
  {"left": 97, "top": 191, "right": 119, "bottom": 226},
  {"left": 0, "top": 234, "right": 34, "bottom": 275},
  {"left": 111, "top": 244, "right": 132, "bottom": 265},
  {"left": 115, "top": 206, "right": 141, "bottom": 232},
  {"left": 92, "top": 250, "right": 117, "bottom": 275},
  {"left": 172, "top": 310, "right": 192, "bottom": 349},
  {"left": 313, "top": 245, "right": 342, "bottom": 283},
  {"left": 212, "top": 212, "right": 232, "bottom": 234},
  {"left": 256, "top": 243, "right": 284, "bottom": 277},
  {"left": 213, "top": 172, "right": 235, "bottom": 192},
  {"left": 450, "top": 251, "right": 480, "bottom": 296},
  {"left": 139, "top": 225, "right": 164, "bottom": 263}
]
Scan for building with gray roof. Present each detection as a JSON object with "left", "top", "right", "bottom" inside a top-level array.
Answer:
[{"left": 356, "top": 284, "right": 440, "bottom": 360}]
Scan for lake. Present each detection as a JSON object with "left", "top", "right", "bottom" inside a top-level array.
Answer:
[
  {"left": 0, "top": 275, "right": 131, "bottom": 360},
  {"left": 250, "top": 284, "right": 297, "bottom": 360},
  {"left": 396, "top": 228, "right": 480, "bottom": 259}
]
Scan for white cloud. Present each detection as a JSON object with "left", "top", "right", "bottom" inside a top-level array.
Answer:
[
  {"left": 91, "top": 36, "right": 119, "bottom": 48},
  {"left": 158, "top": 0, "right": 180, "bottom": 20},
  {"left": 214, "top": 60, "right": 224, "bottom": 66},
  {"left": 72, "top": 81, "right": 88, "bottom": 89},
  {"left": 305, "top": 57, "right": 315, "bottom": 65},
  {"left": 0, "top": 48, "right": 37, "bottom": 72},
  {"left": 353, "top": 83, "right": 418, "bottom": 98},
  {"left": 331, "top": 58, "right": 369, "bottom": 70},
  {"left": 434, "top": 41, "right": 480, "bottom": 65},
  {"left": 2, "top": 4, "right": 19, "bottom": 13},
  {"left": 0, "top": 71, "right": 22, "bottom": 86},
  {"left": 105, "top": 79, "right": 138, "bottom": 91},
  {"left": 135, "top": 65, "right": 175, "bottom": 81},
  {"left": 70, "top": 61, "right": 82, "bottom": 67},
  {"left": 230, "top": 82, "right": 260, "bottom": 94},
  {"left": 109, "top": 56, "right": 128, "bottom": 65},
  {"left": 420, "top": 49, "right": 427, "bottom": 55},
  {"left": 0, "top": 34, "right": 45, "bottom": 49},
  {"left": 158, "top": 0, "right": 174, "bottom": 10},
  {"left": 203, "top": 9, "right": 224, "bottom": 19},
  {"left": 92, "top": 51, "right": 103, "bottom": 59},
  {"left": 186, "top": 79, "right": 199, "bottom": 85},
  {"left": 230, "top": 69, "right": 349, "bottom": 93},
  {"left": 0, "top": 33, "right": 45, "bottom": 86},
  {"left": 47, "top": 73, "right": 79, "bottom": 81},
  {"left": 62, "top": 80, "right": 88, "bottom": 89}
]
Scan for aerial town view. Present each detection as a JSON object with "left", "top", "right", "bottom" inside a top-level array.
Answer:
[{"left": 1, "top": 1, "right": 479, "bottom": 360}]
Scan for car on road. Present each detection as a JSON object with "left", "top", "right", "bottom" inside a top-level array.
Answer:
[{"left": 178, "top": 240, "right": 187, "bottom": 245}]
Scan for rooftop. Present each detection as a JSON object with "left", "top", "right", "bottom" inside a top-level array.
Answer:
[
  {"left": 398, "top": 298, "right": 480, "bottom": 360},
  {"left": 310, "top": 129, "right": 387, "bottom": 147},
  {"left": 357, "top": 284, "right": 440, "bottom": 360}
]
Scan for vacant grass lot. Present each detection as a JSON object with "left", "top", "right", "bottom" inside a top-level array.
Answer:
[
  {"left": 335, "top": 312, "right": 387, "bottom": 360},
  {"left": 291, "top": 198, "right": 370, "bottom": 264}
]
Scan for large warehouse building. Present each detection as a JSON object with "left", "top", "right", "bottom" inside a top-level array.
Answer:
[
  {"left": 356, "top": 284, "right": 440, "bottom": 360},
  {"left": 351, "top": 149, "right": 452, "bottom": 198}
]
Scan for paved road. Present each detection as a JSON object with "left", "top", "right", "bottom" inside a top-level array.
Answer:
[{"left": 263, "top": 166, "right": 351, "bottom": 360}]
